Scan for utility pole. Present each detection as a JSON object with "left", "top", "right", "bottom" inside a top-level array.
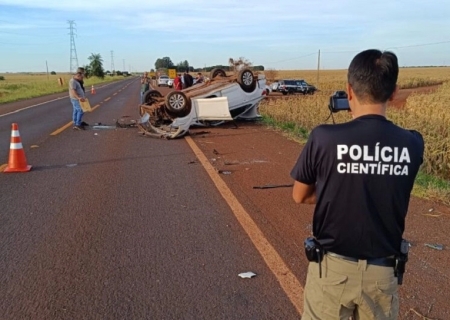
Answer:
[
  {"left": 68, "top": 20, "right": 79, "bottom": 73},
  {"left": 316, "top": 49, "right": 320, "bottom": 86},
  {"left": 111, "top": 50, "right": 115, "bottom": 74}
]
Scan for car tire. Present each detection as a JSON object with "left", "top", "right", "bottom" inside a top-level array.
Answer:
[
  {"left": 164, "top": 91, "right": 191, "bottom": 115},
  {"left": 140, "top": 90, "right": 163, "bottom": 115},
  {"left": 143, "top": 89, "right": 162, "bottom": 105},
  {"left": 210, "top": 68, "right": 227, "bottom": 79},
  {"left": 282, "top": 91, "right": 287, "bottom": 96},
  {"left": 237, "top": 68, "right": 256, "bottom": 93}
]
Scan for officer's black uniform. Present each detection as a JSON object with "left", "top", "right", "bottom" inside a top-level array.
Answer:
[{"left": 291, "top": 114, "right": 424, "bottom": 259}]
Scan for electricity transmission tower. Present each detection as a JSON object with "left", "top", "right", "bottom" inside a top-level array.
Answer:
[
  {"left": 68, "top": 20, "right": 79, "bottom": 73},
  {"left": 111, "top": 51, "right": 115, "bottom": 73}
]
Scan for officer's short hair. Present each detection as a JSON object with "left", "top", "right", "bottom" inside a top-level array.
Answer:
[{"left": 347, "top": 49, "right": 398, "bottom": 104}]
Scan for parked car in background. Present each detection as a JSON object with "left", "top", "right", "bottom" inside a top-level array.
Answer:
[
  {"left": 299, "top": 80, "right": 317, "bottom": 94},
  {"left": 277, "top": 79, "right": 299, "bottom": 95},
  {"left": 157, "top": 75, "right": 170, "bottom": 87},
  {"left": 278, "top": 79, "right": 317, "bottom": 95}
]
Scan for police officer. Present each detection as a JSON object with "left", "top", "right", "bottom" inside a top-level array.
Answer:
[{"left": 290, "top": 49, "right": 424, "bottom": 319}]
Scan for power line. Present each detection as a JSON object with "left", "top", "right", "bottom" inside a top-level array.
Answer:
[
  {"left": 268, "top": 52, "right": 317, "bottom": 64},
  {"left": 68, "top": 20, "right": 79, "bottom": 73}
]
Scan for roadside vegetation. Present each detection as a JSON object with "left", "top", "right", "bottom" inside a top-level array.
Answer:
[
  {"left": 0, "top": 53, "right": 129, "bottom": 104},
  {"left": 260, "top": 68, "right": 450, "bottom": 205},
  {"left": 0, "top": 74, "right": 128, "bottom": 104},
  {"left": 271, "top": 67, "right": 450, "bottom": 93}
]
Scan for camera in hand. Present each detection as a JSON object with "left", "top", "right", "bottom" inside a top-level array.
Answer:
[{"left": 328, "top": 91, "right": 350, "bottom": 113}]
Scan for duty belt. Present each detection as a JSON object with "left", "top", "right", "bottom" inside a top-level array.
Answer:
[{"left": 327, "top": 252, "right": 396, "bottom": 267}]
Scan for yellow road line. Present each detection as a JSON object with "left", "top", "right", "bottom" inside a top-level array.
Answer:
[
  {"left": 184, "top": 136, "right": 304, "bottom": 316},
  {"left": 50, "top": 121, "right": 73, "bottom": 136},
  {"left": 0, "top": 163, "right": 7, "bottom": 172},
  {"left": 104, "top": 97, "right": 111, "bottom": 102},
  {"left": 50, "top": 104, "right": 100, "bottom": 136}
]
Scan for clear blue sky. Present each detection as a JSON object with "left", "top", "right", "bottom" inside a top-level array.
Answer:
[{"left": 0, "top": 0, "right": 449, "bottom": 73}]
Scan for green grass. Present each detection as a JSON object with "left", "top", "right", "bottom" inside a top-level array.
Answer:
[
  {"left": 262, "top": 115, "right": 310, "bottom": 141},
  {"left": 0, "top": 73, "right": 131, "bottom": 104},
  {"left": 262, "top": 114, "right": 450, "bottom": 205}
]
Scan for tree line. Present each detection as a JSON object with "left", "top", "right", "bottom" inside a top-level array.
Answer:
[{"left": 152, "top": 56, "right": 265, "bottom": 73}]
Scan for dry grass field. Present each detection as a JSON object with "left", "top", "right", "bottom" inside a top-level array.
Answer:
[
  {"left": 265, "top": 67, "right": 450, "bottom": 93},
  {"left": 260, "top": 67, "right": 450, "bottom": 203},
  {"left": 0, "top": 73, "right": 129, "bottom": 104}
]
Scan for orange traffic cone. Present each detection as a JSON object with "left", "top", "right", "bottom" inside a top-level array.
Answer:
[
  {"left": 4, "top": 123, "right": 32, "bottom": 173},
  {"left": 91, "top": 85, "right": 96, "bottom": 94}
]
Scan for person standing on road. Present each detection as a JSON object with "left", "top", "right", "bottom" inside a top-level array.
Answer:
[
  {"left": 195, "top": 72, "right": 204, "bottom": 84},
  {"left": 140, "top": 72, "right": 150, "bottom": 104},
  {"left": 183, "top": 70, "right": 193, "bottom": 89},
  {"left": 290, "top": 49, "right": 424, "bottom": 320},
  {"left": 174, "top": 73, "right": 182, "bottom": 91},
  {"left": 69, "top": 72, "right": 87, "bottom": 131}
]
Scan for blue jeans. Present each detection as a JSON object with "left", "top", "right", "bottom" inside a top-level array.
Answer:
[{"left": 71, "top": 98, "right": 84, "bottom": 126}]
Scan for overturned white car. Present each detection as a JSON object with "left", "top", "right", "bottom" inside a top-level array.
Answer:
[{"left": 138, "top": 68, "right": 266, "bottom": 139}]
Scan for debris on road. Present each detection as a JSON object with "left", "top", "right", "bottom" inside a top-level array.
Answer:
[
  {"left": 253, "top": 183, "right": 294, "bottom": 189},
  {"left": 213, "top": 149, "right": 220, "bottom": 155},
  {"left": 218, "top": 170, "right": 232, "bottom": 175},
  {"left": 424, "top": 243, "right": 444, "bottom": 250},
  {"left": 224, "top": 160, "right": 240, "bottom": 165},
  {"left": 92, "top": 125, "right": 116, "bottom": 130},
  {"left": 238, "top": 272, "right": 257, "bottom": 279},
  {"left": 188, "top": 160, "right": 197, "bottom": 164},
  {"left": 30, "top": 145, "right": 39, "bottom": 148}
]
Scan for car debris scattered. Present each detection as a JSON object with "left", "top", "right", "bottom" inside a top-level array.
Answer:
[
  {"left": 253, "top": 184, "right": 294, "bottom": 189},
  {"left": 238, "top": 271, "right": 257, "bottom": 279},
  {"left": 218, "top": 170, "right": 232, "bottom": 175},
  {"left": 224, "top": 160, "right": 240, "bottom": 165},
  {"left": 424, "top": 243, "right": 444, "bottom": 250}
]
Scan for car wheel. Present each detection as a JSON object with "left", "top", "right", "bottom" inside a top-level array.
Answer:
[
  {"left": 164, "top": 91, "right": 191, "bottom": 115},
  {"left": 143, "top": 89, "right": 162, "bottom": 105},
  {"left": 210, "top": 68, "right": 227, "bottom": 79},
  {"left": 282, "top": 91, "right": 287, "bottom": 96},
  {"left": 237, "top": 68, "right": 256, "bottom": 93},
  {"left": 140, "top": 90, "right": 163, "bottom": 115}
]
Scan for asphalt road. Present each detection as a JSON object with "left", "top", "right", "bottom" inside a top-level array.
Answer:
[{"left": 0, "top": 80, "right": 299, "bottom": 319}]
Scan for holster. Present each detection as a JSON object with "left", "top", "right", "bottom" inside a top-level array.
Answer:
[
  {"left": 394, "top": 239, "right": 410, "bottom": 285},
  {"left": 304, "top": 237, "right": 324, "bottom": 263}
]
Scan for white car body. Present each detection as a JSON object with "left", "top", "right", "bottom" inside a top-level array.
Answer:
[
  {"left": 157, "top": 75, "right": 170, "bottom": 86},
  {"left": 139, "top": 71, "right": 267, "bottom": 139},
  {"left": 271, "top": 82, "right": 279, "bottom": 91},
  {"left": 167, "top": 79, "right": 174, "bottom": 88}
]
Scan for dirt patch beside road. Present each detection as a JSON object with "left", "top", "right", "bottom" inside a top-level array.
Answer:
[{"left": 189, "top": 122, "right": 450, "bottom": 319}]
